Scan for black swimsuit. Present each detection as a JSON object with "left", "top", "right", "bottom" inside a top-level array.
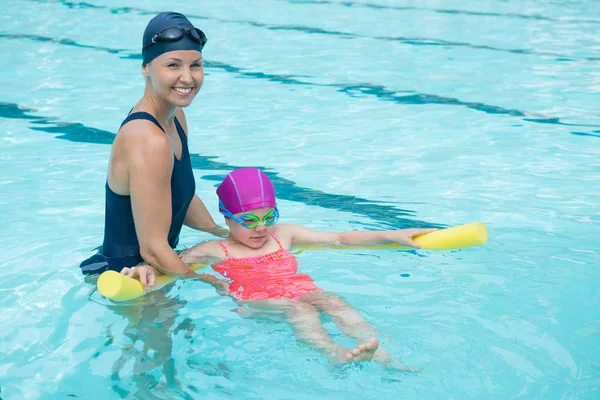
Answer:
[{"left": 79, "top": 112, "right": 196, "bottom": 275}]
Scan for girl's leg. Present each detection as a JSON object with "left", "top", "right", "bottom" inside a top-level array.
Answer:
[
  {"left": 300, "top": 291, "right": 379, "bottom": 339},
  {"left": 300, "top": 291, "right": 394, "bottom": 364},
  {"left": 286, "top": 301, "right": 376, "bottom": 364}
]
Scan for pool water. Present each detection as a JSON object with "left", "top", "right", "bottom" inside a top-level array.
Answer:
[{"left": 1, "top": 0, "right": 599, "bottom": 399}]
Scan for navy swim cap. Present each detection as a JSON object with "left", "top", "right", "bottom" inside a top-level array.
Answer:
[{"left": 142, "top": 12, "right": 205, "bottom": 65}]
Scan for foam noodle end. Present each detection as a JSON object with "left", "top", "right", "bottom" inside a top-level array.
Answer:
[
  {"left": 413, "top": 222, "right": 488, "bottom": 250},
  {"left": 97, "top": 270, "right": 145, "bottom": 302}
]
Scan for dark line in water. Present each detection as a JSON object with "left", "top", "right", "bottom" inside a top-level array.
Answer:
[
  {"left": 0, "top": 101, "right": 443, "bottom": 229},
  {"left": 334, "top": 84, "right": 527, "bottom": 116},
  {"left": 4, "top": 30, "right": 599, "bottom": 133},
  {"left": 523, "top": 117, "right": 600, "bottom": 127},
  {"left": 372, "top": 36, "right": 598, "bottom": 62},
  {"left": 3, "top": 32, "right": 598, "bottom": 132},
  {"left": 0, "top": 33, "right": 128, "bottom": 54},
  {"left": 570, "top": 131, "right": 600, "bottom": 138},
  {"left": 288, "top": 0, "right": 600, "bottom": 26},
  {"left": 21, "top": 0, "right": 600, "bottom": 62}
]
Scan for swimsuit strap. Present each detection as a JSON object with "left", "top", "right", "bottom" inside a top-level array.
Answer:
[
  {"left": 173, "top": 116, "right": 188, "bottom": 145},
  {"left": 219, "top": 242, "right": 230, "bottom": 259},
  {"left": 120, "top": 111, "right": 166, "bottom": 133},
  {"left": 269, "top": 233, "right": 285, "bottom": 250}
]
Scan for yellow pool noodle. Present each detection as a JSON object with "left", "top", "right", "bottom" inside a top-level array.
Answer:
[
  {"left": 293, "top": 221, "right": 488, "bottom": 251},
  {"left": 97, "top": 222, "right": 487, "bottom": 302}
]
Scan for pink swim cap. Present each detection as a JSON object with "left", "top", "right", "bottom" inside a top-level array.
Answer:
[{"left": 217, "top": 168, "right": 277, "bottom": 215}]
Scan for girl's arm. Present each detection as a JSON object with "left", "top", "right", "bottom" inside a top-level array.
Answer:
[
  {"left": 283, "top": 224, "right": 437, "bottom": 249},
  {"left": 121, "top": 240, "right": 228, "bottom": 290},
  {"left": 122, "top": 263, "right": 229, "bottom": 291},
  {"left": 177, "top": 240, "right": 224, "bottom": 265},
  {"left": 178, "top": 240, "right": 229, "bottom": 293}
]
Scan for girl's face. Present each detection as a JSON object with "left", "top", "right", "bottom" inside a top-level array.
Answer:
[
  {"left": 226, "top": 207, "right": 276, "bottom": 249},
  {"left": 142, "top": 50, "right": 204, "bottom": 108}
]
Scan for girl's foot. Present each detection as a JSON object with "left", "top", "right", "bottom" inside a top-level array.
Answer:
[{"left": 344, "top": 337, "right": 379, "bottom": 362}]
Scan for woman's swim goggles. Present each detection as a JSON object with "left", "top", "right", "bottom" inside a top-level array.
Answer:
[
  {"left": 143, "top": 26, "right": 207, "bottom": 50},
  {"left": 219, "top": 201, "right": 279, "bottom": 229}
]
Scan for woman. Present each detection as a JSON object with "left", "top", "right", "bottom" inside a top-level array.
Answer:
[{"left": 80, "top": 12, "right": 227, "bottom": 284}]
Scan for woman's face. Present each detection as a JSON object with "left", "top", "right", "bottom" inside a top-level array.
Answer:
[{"left": 142, "top": 50, "right": 204, "bottom": 107}]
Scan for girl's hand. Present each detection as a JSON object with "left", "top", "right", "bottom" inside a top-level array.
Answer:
[
  {"left": 214, "top": 279, "right": 230, "bottom": 296},
  {"left": 388, "top": 228, "right": 438, "bottom": 249},
  {"left": 120, "top": 265, "right": 157, "bottom": 289},
  {"left": 194, "top": 273, "right": 230, "bottom": 295}
]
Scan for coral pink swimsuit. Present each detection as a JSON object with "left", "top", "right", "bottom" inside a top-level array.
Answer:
[{"left": 213, "top": 234, "right": 321, "bottom": 301}]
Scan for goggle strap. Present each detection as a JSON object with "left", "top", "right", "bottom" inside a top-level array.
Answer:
[{"left": 143, "top": 27, "right": 207, "bottom": 50}]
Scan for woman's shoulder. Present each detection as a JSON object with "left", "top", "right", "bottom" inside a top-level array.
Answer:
[
  {"left": 117, "top": 115, "right": 165, "bottom": 138},
  {"left": 115, "top": 117, "right": 171, "bottom": 154}
]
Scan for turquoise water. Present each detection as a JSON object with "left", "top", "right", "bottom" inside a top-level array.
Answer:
[{"left": 1, "top": 0, "right": 599, "bottom": 398}]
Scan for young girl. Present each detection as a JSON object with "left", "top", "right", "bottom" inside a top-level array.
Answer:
[{"left": 123, "top": 168, "right": 435, "bottom": 367}]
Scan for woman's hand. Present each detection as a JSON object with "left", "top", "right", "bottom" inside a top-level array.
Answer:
[
  {"left": 212, "top": 225, "right": 230, "bottom": 238},
  {"left": 387, "top": 228, "right": 438, "bottom": 249},
  {"left": 120, "top": 265, "right": 158, "bottom": 289}
]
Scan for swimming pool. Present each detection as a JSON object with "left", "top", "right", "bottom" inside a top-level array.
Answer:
[{"left": 1, "top": 0, "right": 599, "bottom": 398}]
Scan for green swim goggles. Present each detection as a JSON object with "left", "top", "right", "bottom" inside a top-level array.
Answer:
[{"left": 219, "top": 201, "right": 279, "bottom": 229}]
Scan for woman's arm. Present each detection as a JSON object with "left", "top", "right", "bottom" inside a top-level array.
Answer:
[
  {"left": 184, "top": 195, "right": 229, "bottom": 237},
  {"left": 127, "top": 126, "right": 197, "bottom": 277},
  {"left": 175, "top": 108, "right": 229, "bottom": 238},
  {"left": 283, "top": 224, "right": 437, "bottom": 249}
]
